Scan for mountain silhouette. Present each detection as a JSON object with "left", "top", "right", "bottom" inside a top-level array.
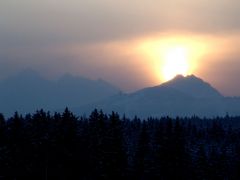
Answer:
[
  {"left": 76, "top": 75, "right": 240, "bottom": 118},
  {"left": 0, "top": 70, "right": 120, "bottom": 116},
  {"left": 161, "top": 74, "right": 223, "bottom": 98},
  {"left": 1, "top": 71, "right": 240, "bottom": 118}
]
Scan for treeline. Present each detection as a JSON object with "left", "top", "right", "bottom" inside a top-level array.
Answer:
[{"left": 0, "top": 109, "right": 240, "bottom": 179}]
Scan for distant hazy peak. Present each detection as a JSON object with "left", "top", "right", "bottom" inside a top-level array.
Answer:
[
  {"left": 58, "top": 74, "right": 120, "bottom": 90},
  {"left": 16, "top": 69, "right": 41, "bottom": 78},
  {"left": 2, "top": 69, "right": 44, "bottom": 83},
  {"left": 0, "top": 70, "right": 121, "bottom": 117},
  {"left": 58, "top": 73, "right": 90, "bottom": 82},
  {"left": 60, "top": 73, "right": 74, "bottom": 79}
]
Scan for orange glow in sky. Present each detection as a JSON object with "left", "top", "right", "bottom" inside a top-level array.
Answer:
[
  {"left": 136, "top": 34, "right": 210, "bottom": 82},
  {"left": 63, "top": 32, "right": 240, "bottom": 95}
]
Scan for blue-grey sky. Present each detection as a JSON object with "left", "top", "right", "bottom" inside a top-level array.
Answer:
[{"left": 1, "top": 0, "right": 240, "bottom": 96}]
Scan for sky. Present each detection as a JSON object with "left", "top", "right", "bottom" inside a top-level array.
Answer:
[{"left": 1, "top": 0, "right": 240, "bottom": 96}]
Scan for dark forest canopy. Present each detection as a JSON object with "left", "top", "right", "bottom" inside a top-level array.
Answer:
[{"left": 1, "top": 109, "right": 240, "bottom": 179}]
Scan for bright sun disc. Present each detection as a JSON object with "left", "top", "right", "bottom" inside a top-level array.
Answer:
[
  {"left": 137, "top": 35, "right": 208, "bottom": 83},
  {"left": 162, "top": 47, "right": 189, "bottom": 81}
]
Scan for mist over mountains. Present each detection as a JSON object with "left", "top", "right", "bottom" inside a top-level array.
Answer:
[
  {"left": 1, "top": 70, "right": 240, "bottom": 117},
  {"left": 0, "top": 70, "right": 120, "bottom": 116},
  {"left": 77, "top": 74, "right": 240, "bottom": 118}
]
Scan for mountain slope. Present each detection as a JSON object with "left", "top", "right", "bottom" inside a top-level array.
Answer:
[
  {"left": 161, "top": 75, "right": 223, "bottom": 99},
  {"left": 0, "top": 70, "right": 120, "bottom": 116},
  {"left": 76, "top": 75, "right": 239, "bottom": 118}
]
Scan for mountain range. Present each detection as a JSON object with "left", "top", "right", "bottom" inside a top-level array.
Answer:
[
  {"left": 0, "top": 69, "right": 120, "bottom": 117},
  {"left": 75, "top": 74, "right": 240, "bottom": 118},
  {"left": 1, "top": 70, "right": 240, "bottom": 118}
]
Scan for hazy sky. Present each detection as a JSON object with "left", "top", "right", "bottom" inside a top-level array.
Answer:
[{"left": 1, "top": 0, "right": 240, "bottom": 96}]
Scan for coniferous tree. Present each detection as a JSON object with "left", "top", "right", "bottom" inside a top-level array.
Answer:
[
  {"left": 133, "top": 120, "right": 152, "bottom": 179},
  {"left": 102, "top": 112, "right": 127, "bottom": 179},
  {"left": 87, "top": 109, "right": 106, "bottom": 179},
  {"left": 0, "top": 109, "right": 240, "bottom": 179}
]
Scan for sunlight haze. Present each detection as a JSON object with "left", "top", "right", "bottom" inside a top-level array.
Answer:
[{"left": 1, "top": 0, "right": 240, "bottom": 96}]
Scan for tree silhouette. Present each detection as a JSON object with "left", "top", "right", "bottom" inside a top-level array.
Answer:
[{"left": 0, "top": 109, "right": 239, "bottom": 179}]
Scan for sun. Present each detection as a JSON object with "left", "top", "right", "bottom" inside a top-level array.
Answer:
[
  {"left": 137, "top": 34, "right": 208, "bottom": 83},
  {"left": 162, "top": 47, "right": 189, "bottom": 81}
]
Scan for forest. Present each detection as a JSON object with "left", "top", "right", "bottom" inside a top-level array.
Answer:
[{"left": 0, "top": 108, "right": 240, "bottom": 179}]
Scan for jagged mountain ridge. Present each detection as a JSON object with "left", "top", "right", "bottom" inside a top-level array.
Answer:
[
  {"left": 76, "top": 75, "right": 240, "bottom": 118},
  {"left": 0, "top": 70, "right": 120, "bottom": 116},
  {"left": 1, "top": 71, "right": 240, "bottom": 118},
  {"left": 160, "top": 74, "right": 223, "bottom": 98}
]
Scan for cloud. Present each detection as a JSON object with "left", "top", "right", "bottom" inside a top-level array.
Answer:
[
  {"left": 0, "top": 0, "right": 240, "bottom": 95},
  {"left": 196, "top": 53, "right": 240, "bottom": 96},
  {"left": 1, "top": 0, "right": 240, "bottom": 46}
]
